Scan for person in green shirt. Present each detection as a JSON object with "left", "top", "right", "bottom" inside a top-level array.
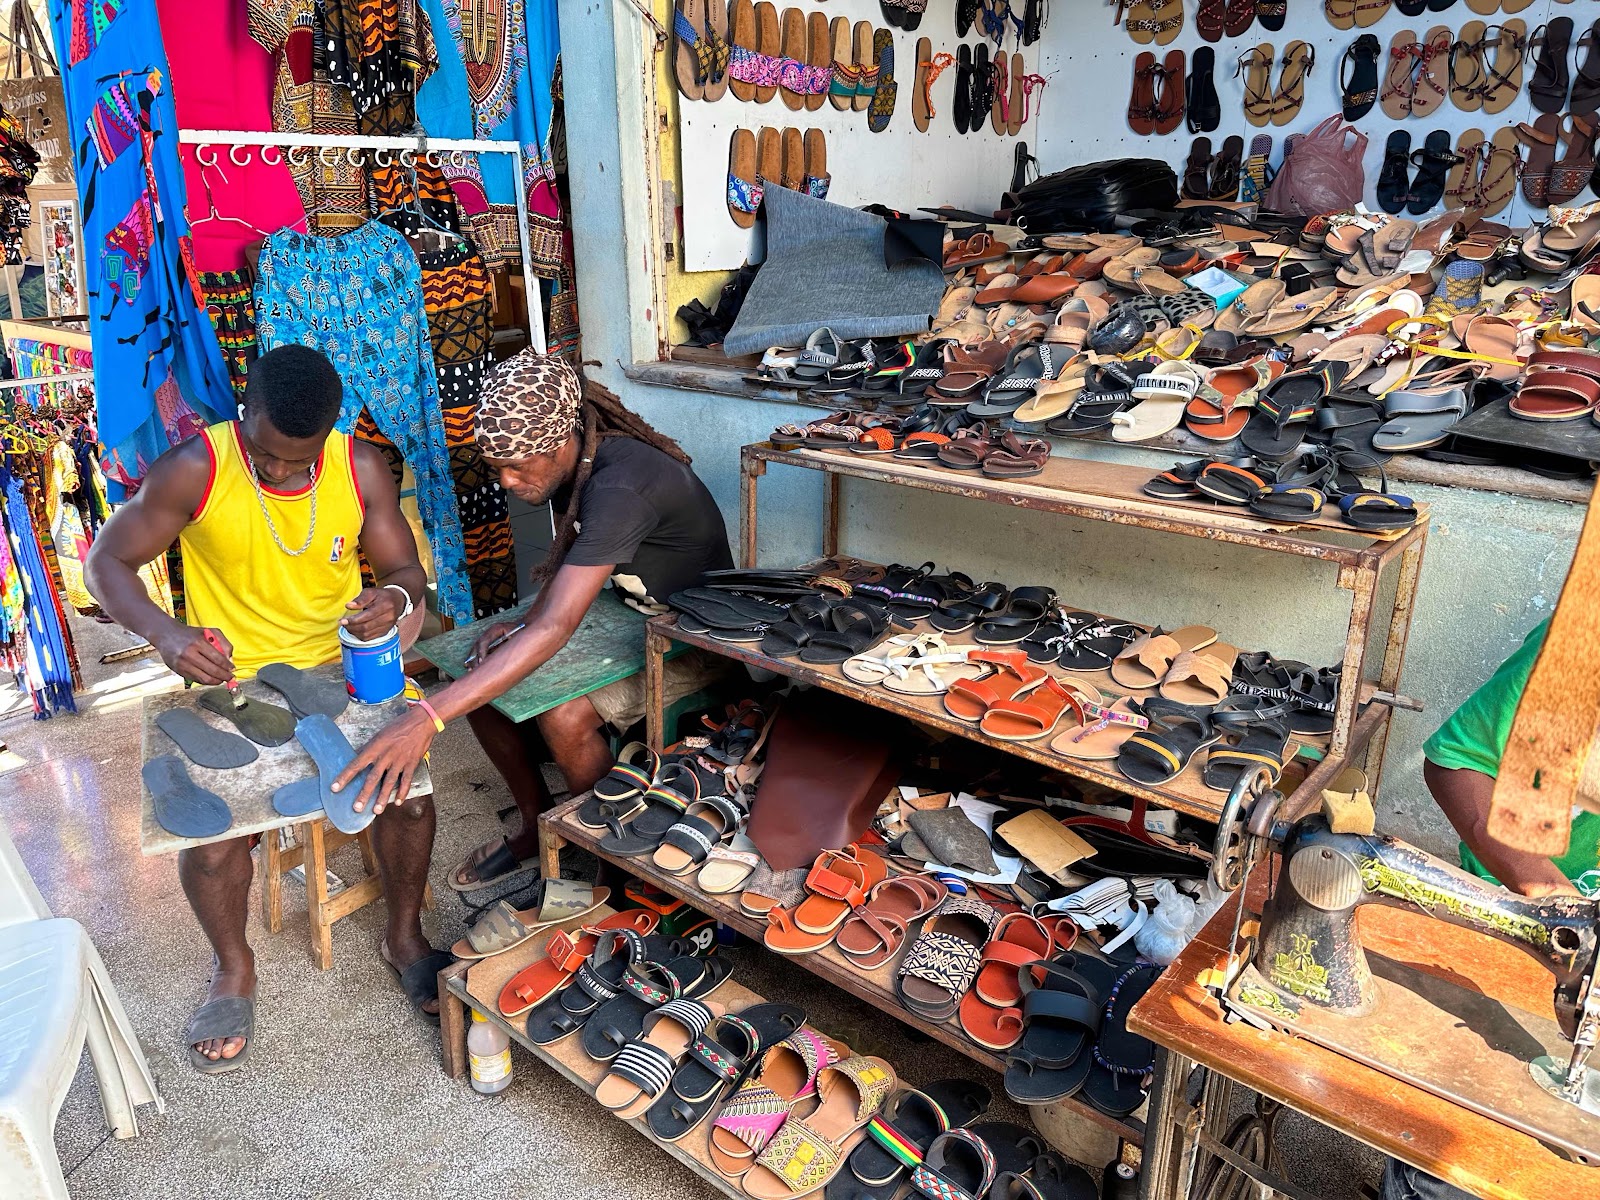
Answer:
[
  {"left": 1381, "top": 619, "right": 1598, "bottom": 1200},
  {"left": 1424, "top": 617, "right": 1600, "bottom": 898}
]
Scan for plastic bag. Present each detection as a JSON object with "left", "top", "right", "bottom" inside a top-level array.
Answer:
[
  {"left": 1265, "top": 114, "right": 1367, "bottom": 215},
  {"left": 1134, "top": 879, "right": 1198, "bottom": 966}
]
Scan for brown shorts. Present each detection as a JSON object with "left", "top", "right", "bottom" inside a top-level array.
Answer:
[{"left": 584, "top": 648, "right": 735, "bottom": 731}]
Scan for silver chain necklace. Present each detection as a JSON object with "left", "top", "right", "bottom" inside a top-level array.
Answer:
[{"left": 241, "top": 444, "right": 317, "bottom": 557}]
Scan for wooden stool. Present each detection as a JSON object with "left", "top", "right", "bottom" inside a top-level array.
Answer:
[{"left": 258, "top": 819, "right": 435, "bottom": 970}]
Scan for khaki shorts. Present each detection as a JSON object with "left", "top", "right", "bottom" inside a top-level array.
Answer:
[{"left": 585, "top": 648, "right": 734, "bottom": 731}]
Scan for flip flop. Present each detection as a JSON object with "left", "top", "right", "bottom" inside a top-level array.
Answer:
[
  {"left": 674, "top": 0, "right": 709, "bottom": 100},
  {"left": 753, "top": 1, "right": 781, "bottom": 103},
  {"left": 1076, "top": 960, "right": 1162, "bottom": 1117},
  {"left": 295, "top": 712, "right": 376, "bottom": 836},
  {"left": 143, "top": 754, "right": 234, "bottom": 839},
  {"left": 1049, "top": 697, "right": 1148, "bottom": 762},
  {"left": 1008, "top": 53, "right": 1026, "bottom": 136},
  {"left": 196, "top": 686, "right": 295, "bottom": 747},
  {"left": 186, "top": 992, "right": 255, "bottom": 1075},
  {"left": 154, "top": 708, "right": 258, "bottom": 769},
  {"left": 729, "top": 0, "right": 758, "bottom": 101},
  {"left": 727, "top": 129, "right": 762, "bottom": 229},
  {"left": 256, "top": 662, "right": 348, "bottom": 720},
  {"left": 704, "top": 0, "right": 732, "bottom": 101},
  {"left": 807, "top": 10, "right": 830, "bottom": 112},
  {"left": 913, "top": 39, "right": 947, "bottom": 132}
]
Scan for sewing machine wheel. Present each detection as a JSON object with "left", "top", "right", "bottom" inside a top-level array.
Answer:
[{"left": 1211, "top": 766, "right": 1278, "bottom": 892}]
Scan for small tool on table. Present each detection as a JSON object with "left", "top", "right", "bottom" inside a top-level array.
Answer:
[
  {"left": 464, "top": 622, "right": 527, "bottom": 667},
  {"left": 201, "top": 629, "right": 245, "bottom": 708}
]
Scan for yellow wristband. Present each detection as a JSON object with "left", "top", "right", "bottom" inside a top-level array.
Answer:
[{"left": 412, "top": 696, "right": 445, "bottom": 733}]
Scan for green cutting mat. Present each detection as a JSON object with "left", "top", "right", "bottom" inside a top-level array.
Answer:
[{"left": 415, "top": 595, "right": 685, "bottom": 723}]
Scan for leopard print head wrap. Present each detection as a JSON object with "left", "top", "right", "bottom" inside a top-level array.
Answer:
[{"left": 475, "top": 349, "right": 583, "bottom": 460}]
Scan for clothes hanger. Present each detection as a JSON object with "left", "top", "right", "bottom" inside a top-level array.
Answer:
[
  {"left": 186, "top": 153, "right": 270, "bottom": 238},
  {"left": 373, "top": 148, "right": 469, "bottom": 251}
]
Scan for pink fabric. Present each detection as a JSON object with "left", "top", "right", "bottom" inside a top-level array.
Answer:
[{"left": 155, "top": 0, "right": 304, "bottom": 273}]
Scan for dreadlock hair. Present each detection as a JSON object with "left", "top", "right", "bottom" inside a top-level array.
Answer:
[{"left": 529, "top": 377, "right": 693, "bottom": 588}]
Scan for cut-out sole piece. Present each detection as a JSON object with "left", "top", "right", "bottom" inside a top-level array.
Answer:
[
  {"left": 256, "top": 662, "right": 350, "bottom": 720},
  {"left": 198, "top": 687, "right": 296, "bottom": 747},
  {"left": 144, "top": 754, "right": 234, "bottom": 839},
  {"left": 155, "top": 708, "right": 259, "bottom": 769},
  {"left": 295, "top": 713, "right": 376, "bottom": 835},
  {"left": 272, "top": 775, "right": 324, "bottom": 819}
]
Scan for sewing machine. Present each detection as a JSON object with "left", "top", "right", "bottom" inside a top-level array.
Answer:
[{"left": 1209, "top": 769, "right": 1600, "bottom": 1165}]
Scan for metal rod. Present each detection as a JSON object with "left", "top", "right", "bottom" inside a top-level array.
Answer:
[
  {"left": 178, "top": 130, "right": 522, "bottom": 152},
  {"left": 509, "top": 143, "right": 548, "bottom": 354},
  {"left": 0, "top": 371, "right": 94, "bottom": 389}
]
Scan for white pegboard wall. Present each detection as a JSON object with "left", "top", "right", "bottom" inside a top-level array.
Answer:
[
  {"left": 678, "top": 0, "right": 1044, "bottom": 271},
  {"left": 1034, "top": 0, "right": 1589, "bottom": 225}
]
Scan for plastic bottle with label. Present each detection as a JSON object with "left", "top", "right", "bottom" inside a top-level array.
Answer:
[{"left": 468, "top": 1009, "right": 513, "bottom": 1095}]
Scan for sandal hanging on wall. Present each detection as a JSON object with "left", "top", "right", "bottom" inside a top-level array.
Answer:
[
  {"left": 752, "top": 1, "right": 781, "bottom": 103},
  {"left": 953, "top": 43, "right": 973, "bottom": 133},
  {"left": 869, "top": 29, "right": 899, "bottom": 132},
  {"left": 828, "top": 15, "right": 858, "bottom": 110},
  {"left": 1339, "top": 32, "right": 1380, "bottom": 118},
  {"left": 1516, "top": 110, "right": 1560, "bottom": 204},
  {"left": 1154, "top": 49, "right": 1186, "bottom": 135},
  {"left": 1477, "top": 126, "right": 1520, "bottom": 216},
  {"left": 1129, "top": 51, "right": 1160, "bottom": 134},
  {"left": 1271, "top": 39, "right": 1314, "bottom": 125},
  {"left": 1448, "top": 21, "right": 1486, "bottom": 113},
  {"left": 1237, "top": 43, "right": 1276, "bottom": 126},
  {"left": 853, "top": 21, "right": 876, "bottom": 111},
  {"left": 1257, "top": 0, "right": 1286, "bottom": 32},
  {"left": 727, "top": 128, "right": 763, "bottom": 228},
  {"left": 1527, "top": 17, "right": 1574, "bottom": 114},
  {"left": 703, "top": 0, "right": 732, "bottom": 101},
  {"left": 1380, "top": 29, "right": 1419, "bottom": 118},
  {"left": 1443, "top": 128, "right": 1483, "bottom": 211},
  {"left": 1187, "top": 45, "right": 1221, "bottom": 132},
  {"left": 728, "top": 0, "right": 759, "bottom": 102},
  {"left": 1007, "top": 53, "right": 1027, "bottom": 136},
  {"left": 1409, "top": 25, "right": 1452, "bottom": 116},
  {"left": 805, "top": 10, "right": 830, "bottom": 112}
]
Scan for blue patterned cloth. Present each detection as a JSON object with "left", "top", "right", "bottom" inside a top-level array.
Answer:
[
  {"left": 49, "top": 0, "right": 234, "bottom": 499},
  {"left": 2, "top": 467, "right": 77, "bottom": 718},
  {"left": 253, "top": 221, "right": 473, "bottom": 622}
]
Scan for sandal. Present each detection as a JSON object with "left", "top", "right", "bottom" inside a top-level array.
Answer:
[
  {"left": 447, "top": 835, "right": 539, "bottom": 893},
  {"left": 1110, "top": 624, "right": 1218, "bottom": 690},
  {"left": 1380, "top": 29, "right": 1419, "bottom": 118},
  {"left": 1077, "top": 959, "right": 1163, "bottom": 1118},
  {"left": 978, "top": 675, "right": 1090, "bottom": 742},
  {"left": 743, "top": 1056, "right": 898, "bottom": 1199},
  {"left": 1116, "top": 698, "right": 1221, "bottom": 785},
  {"left": 581, "top": 951, "right": 732, "bottom": 1063},
  {"left": 451, "top": 879, "right": 608, "bottom": 960},
  {"left": 1340, "top": 32, "right": 1381, "bottom": 119},
  {"left": 1271, "top": 39, "right": 1314, "bottom": 125},
  {"left": 1002, "top": 958, "right": 1102, "bottom": 1105},
  {"left": 1477, "top": 20, "right": 1526, "bottom": 115},
  {"left": 1203, "top": 699, "right": 1294, "bottom": 790},
  {"left": 1049, "top": 696, "right": 1149, "bottom": 762},
  {"left": 842, "top": 633, "right": 981, "bottom": 696},
  {"left": 699, "top": 835, "right": 762, "bottom": 894},
  {"left": 644, "top": 1002, "right": 808, "bottom": 1143},
  {"left": 1527, "top": 16, "right": 1574, "bottom": 114},
  {"left": 506, "top": 920, "right": 654, "bottom": 1026},
  {"left": 836, "top": 873, "right": 948, "bottom": 968},
  {"left": 792, "top": 846, "right": 888, "bottom": 936},
  {"left": 710, "top": 1027, "right": 842, "bottom": 1179},
  {"left": 897, "top": 895, "right": 1000, "bottom": 1020},
  {"left": 596, "top": 997, "right": 725, "bottom": 1119},
  {"left": 654, "top": 792, "right": 750, "bottom": 875},
  {"left": 1158, "top": 641, "right": 1240, "bottom": 705},
  {"left": 975, "top": 586, "right": 1056, "bottom": 645},
  {"left": 844, "top": 1081, "right": 992, "bottom": 1190},
  {"left": 912, "top": 1129, "right": 1000, "bottom": 1200}
]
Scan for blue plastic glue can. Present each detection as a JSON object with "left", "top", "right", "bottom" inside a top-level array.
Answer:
[{"left": 340, "top": 623, "right": 404, "bottom": 703}]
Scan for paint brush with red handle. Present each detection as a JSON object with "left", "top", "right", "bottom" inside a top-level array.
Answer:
[{"left": 201, "top": 628, "right": 246, "bottom": 708}]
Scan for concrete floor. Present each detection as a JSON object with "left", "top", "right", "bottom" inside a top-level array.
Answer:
[{"left": 2, "top": 612, "right": 1384, "bottom": 1199}]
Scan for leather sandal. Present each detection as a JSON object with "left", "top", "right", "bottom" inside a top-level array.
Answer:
[
  {"left": 836, "top": 874, "right": 947, "bottom": 968},
  {"left": 1340, "top": 32, "right": 1381, "bottom": 119},
  {"left": 1527, "top": 17, "right": 1574, "bottom": 114}
]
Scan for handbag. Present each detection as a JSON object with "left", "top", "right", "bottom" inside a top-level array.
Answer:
[
  {"left": 745, "top": 690, "right": 902, "bottom": 870},
  {"left": 1264, "top": 114, "right": 1367, "bottom": 216}
]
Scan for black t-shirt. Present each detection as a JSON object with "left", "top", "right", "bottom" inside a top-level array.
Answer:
[{"left": 562, "top": 438, "right": 734, "bottom": 610}]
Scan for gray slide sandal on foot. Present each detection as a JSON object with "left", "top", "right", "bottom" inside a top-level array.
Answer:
[
  {"left": 294, "top": 713, "right": 375, "bottom": 835},
  {"left": 197, "top": 687, "right": 296, "bottom": 747},
  {"left": 186, "top": 994, "right": 255, "bottom": 1074},
  {"left": 154, "top": 708, "right": 258, "bottom": 768},
  {"left": 272, "top": 775, "right": 323, "bottom": 818},
  {"left": 257, "top": 662, "right": 349, "bottom": 720},
  {"left": 143, "top": 755, "right": 234, "bottom": 839}
]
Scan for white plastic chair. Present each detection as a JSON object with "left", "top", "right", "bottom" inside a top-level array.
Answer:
[{"left": 0, "top": 815, "right": 163, "bottom": 1198}]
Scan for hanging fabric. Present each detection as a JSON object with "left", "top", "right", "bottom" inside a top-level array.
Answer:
[
  {"left": 355, "top": 239, "right": 515, "bottom": 618},
  {"left": 43, "top": 431, "right": 94, "bottom": 612},
  {"left": 49, "top": 1, "right": 235, "bottom": 497},
  {"left": 197, "top": 267, "right": 257, "bottom": 401},
  {"left": 252, "top": 220, "right": 472, "bottom": 622},
  {"left": 0, "top": 463, "right": 79, "bottom": 717}
]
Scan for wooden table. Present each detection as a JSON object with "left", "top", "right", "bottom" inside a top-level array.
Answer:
[
  {"left": 139, "top": 663, "right": 433, "bottom": 968},
  {"left": 1128, "top": 867, "right": 1600, "bottom": 1200},
  {"left": 415, "top": 593, "right": 686, "bottom": 724}
]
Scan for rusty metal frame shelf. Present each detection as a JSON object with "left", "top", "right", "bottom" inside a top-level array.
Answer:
[
  {"left": 537, "top": 795, "right": 1146, "bottom": 1147},
  {"left": 737, "top": 441, "right": 1431, "bottom": 796}
]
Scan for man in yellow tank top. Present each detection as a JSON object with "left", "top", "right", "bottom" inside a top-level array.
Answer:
[{"left": 85, "top": 346, "right": 439, "bottom": 1073}]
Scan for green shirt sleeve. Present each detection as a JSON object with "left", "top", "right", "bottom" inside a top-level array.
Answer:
[{"left": 1422, "top": 618, "right": 1551, "bottom": 778}]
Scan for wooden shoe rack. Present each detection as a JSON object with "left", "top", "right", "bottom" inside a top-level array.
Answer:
[{"left": 509, "top": 442, "right": 1429, "bottom": 1179}]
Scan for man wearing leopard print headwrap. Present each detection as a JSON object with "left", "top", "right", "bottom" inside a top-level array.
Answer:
[{"left": 336, "top": 350, "right": 733, "bottom": 891}]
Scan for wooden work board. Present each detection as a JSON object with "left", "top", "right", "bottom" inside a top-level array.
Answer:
[
  {"left": 415, "top": 593, "right": 688, "bottom": 724},
  {"left": 138, "top": 662, "right": 431, "bottom": 855},
  {"left": 1128, "top": 866, "right": 1600, "bottom": 1199}
]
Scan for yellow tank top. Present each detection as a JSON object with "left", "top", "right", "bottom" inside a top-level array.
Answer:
[{"left": 179, "top": 421, "right": 365, "bottom": 678}]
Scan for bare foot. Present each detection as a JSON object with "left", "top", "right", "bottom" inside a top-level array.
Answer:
[
  {"left": 382, "top": 937, "right": 441, "bottom": 1016},
  {"left": 194, "top": 955, "right": 256, "bottom": 1062}
]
